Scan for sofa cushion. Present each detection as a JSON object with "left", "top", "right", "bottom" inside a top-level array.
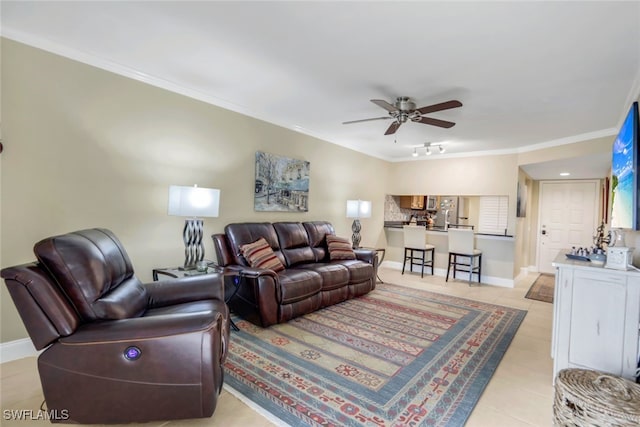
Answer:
[
  {"left": 277, "top": 269, "right": 322, "bottom": 304},
  {"left": 303, "top": 221, "right": 335, "bottom": 262},
  {"left": 240, "top": 238, "right": 285, "bottom": 272},
  {"left": 294, "top": 263, "right": 349, "bottom": 290},
  {"left": 273, "top": 222, "right": 315, "bottom": 267},
  {"left": 333, "top": 259, "right": 375, "bottom": 283},
  {"left": 326, "top": 235, "right": 356, "bottom": 260}
]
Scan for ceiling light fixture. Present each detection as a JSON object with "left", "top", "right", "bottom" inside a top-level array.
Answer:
[
  {"left": 560, "top": 172, "right": 570, "bottom": 176},
  {"left": 412, "top": 148, "right": 418, "bottom": 157},
  {"left": 421, "top": 142, "right": 447, "bottom": 156}
]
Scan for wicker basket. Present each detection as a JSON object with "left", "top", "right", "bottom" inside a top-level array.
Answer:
[{"left": 554, "top": 368, "right": 640, "bottom": 426}]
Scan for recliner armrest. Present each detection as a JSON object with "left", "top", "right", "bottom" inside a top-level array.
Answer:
[
  {"left": 60, "top": 311, "right": 223, "bottom": 344},
  {"left": 145, "top": 273, "right": 225, "bottom": 308}
]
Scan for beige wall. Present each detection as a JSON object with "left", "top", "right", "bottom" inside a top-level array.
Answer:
[{"left": 0, "top": 39, "right": 390, "bottom": 343}]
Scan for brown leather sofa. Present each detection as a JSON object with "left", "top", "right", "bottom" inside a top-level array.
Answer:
[
  {"left": 1, "top": 228, "right": 230, "bottom": 424},
  {"left": 212, "top": 221, "right": 377, "bottom": 327}
]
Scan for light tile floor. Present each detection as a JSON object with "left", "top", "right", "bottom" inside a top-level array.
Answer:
[{"left": 0, "top": 267, "right": 554, "bottom": 426}]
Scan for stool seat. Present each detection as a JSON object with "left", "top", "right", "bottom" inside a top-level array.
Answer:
[{"left": 401, "top": 225, "right": 434, "bottom": 278}]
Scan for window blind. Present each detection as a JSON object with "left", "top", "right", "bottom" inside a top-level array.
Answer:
[{"left": 478, "top": 196, "right": 508, "bottom": 235}]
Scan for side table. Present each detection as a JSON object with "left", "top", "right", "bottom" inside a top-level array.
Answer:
[
  {"left": 152, "top": 266, "right": 221, "bottom": 281},
  {"left": 360, "top": 247, "right": 386, "bottom": 283},
  {"left": 152, "top": 264, "right": 240, "bottom": 331}
]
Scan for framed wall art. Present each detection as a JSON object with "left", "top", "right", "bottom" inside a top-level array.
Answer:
[{"left": 254, "top": 151, "right": 310, "bottom": 212}]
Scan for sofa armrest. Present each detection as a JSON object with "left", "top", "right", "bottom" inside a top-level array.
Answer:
[
  {"left": 144, "top": 273, "right": 225, "bottom": 308},
  {"left": 354, "top": 248, "right": 377, "bottom": 265},
  {"left": 221, "top": 265, "right": 280, "bottom": 327}
]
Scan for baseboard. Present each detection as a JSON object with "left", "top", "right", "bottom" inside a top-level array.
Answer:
[
  {"left": 380, "top": 261, "right": 514, "bottom": 288},
  {"left": 0, "top": 338, "right": 39, "bottom": 363}
]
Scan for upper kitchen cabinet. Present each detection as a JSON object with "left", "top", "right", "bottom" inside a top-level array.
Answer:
[
  {"left": 400, "top": 195, "right": 425, "bottom": 210},
  {"left": 399, "top": 195, "right": 438, "bottom": 210}
]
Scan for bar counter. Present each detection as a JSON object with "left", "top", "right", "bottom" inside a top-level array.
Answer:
[{"left": 383, "top": 222, "right": 515, "bottom": 287}]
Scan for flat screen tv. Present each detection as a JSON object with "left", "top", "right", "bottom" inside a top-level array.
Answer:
[{"left": 610, "top": 101, "right": 640, "bottom": 230}]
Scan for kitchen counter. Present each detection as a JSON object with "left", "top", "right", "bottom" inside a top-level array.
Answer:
[
  {"left": 384, "top": 221, "right": 513, "bottom": 238},
  {"left": 383, "top": 225, "right": 515, "bottom": 286}
]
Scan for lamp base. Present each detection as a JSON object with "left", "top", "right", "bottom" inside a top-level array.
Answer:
[
  {"left": 351, "top": 219, "right": 362, "bottom": 249},
  {"left": 181, "top": 218, "right": 205, "bottom": 269}
]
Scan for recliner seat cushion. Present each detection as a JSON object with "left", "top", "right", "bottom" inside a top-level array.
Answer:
[
  {"left": 277, "top": 269, "right": 322, "bottom": 304},
  {"left": 294, "top": 263, "right": 349, "bottom": 290},
  {"left": 332, "top": 259, "right": 375, "bottom": 283}
]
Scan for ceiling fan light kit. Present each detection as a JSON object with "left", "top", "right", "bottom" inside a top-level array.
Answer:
[{"left": 343, "top": 96, "right": 462, "bottom": 136}]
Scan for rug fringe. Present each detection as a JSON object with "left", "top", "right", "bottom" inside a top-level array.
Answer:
[{"left": 224, "top": 384, "right": 291, "bottom": 427}]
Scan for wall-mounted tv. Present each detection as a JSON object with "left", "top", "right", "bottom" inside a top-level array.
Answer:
[{"left": 610, "top": 101, "right": 640, "bottom": 230}]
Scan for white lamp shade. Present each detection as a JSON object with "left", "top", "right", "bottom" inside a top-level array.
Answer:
[
  {"left": 346, "top": 200, "right": 372, "bottom": 219},
  {"left": 168, "top": 185, "right": 220, "bottom": 217}
]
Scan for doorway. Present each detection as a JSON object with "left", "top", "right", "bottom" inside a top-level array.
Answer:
[{"left": 537, "top": 180, "right": 600, "bottom": 274}]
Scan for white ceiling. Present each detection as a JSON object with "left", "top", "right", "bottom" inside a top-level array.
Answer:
[{"left": 2, "top": 1, "right": 640, "bottom": 178}]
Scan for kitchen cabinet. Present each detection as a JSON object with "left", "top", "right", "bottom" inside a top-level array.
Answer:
[
  {"left": 399, "top": 196, "right": 425, "bottom": 210},
  {"left": 551, "top": 257, "right": 640, "bottom": 382}
]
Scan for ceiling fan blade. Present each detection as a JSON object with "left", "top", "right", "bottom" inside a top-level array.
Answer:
[
  {"left": 371, "top": 99, "right": 398, "bottom": 113},
  {"left": 384, "top": 121, "right": 401, "bottom": 135},
  {"left": 417, "top": 100, "right": 463, "bottom": 115},
  {"left": 342, "top": 116, "right": 392, "bottom": 125},
  {"left": 415, "top": 116, "right": 456, "bottom": 128}
]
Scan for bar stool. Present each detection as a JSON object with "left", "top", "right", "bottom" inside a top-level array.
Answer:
[
  {"left": 446, "top": 228, "right": 482, "bottom": 285},
  {"left": 402, "top": 225, "right": 435, "bottom": 278}
]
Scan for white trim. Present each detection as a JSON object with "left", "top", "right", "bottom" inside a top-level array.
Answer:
[
  {"left": 0, "top": 338, "right": 39, "bottom": 363},
  {"left": 381, "top": 261, "right": 514, "bottom": 288}
]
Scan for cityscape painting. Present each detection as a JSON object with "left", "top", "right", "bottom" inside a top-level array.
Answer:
[{"left": 254, "top": 151, "right": 310, "bottom": 212}]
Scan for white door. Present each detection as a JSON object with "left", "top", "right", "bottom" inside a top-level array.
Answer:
[{"left": 538, "top": 180, "right": 599, "bottom": 274}]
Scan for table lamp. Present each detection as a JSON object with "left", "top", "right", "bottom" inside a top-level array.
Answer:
[
  {"left": 346, "top": 199, "right": 372, "bottom": 249},
  {"left": 168, "top": 185, "right": 220, "bottom": 270}
]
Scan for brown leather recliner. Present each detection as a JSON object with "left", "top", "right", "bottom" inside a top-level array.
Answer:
[{"left": 1, "top": 228, "right": 230, "bottom": 424}]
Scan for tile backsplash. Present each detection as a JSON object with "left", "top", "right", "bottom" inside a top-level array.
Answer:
[{"left": 384, "top": 195, "right": 430, "bottom": 221}]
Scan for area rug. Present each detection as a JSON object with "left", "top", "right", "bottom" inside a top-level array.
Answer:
[
  {"left": 224, "top": 283, "right": 527, "bottom": 426},
  {"left": 525, "top": 273, "right": 555, "bottom": 303}
]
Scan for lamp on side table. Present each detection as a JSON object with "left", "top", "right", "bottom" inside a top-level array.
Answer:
[
  {"left": 346, "top": 199, "right": 372, "bottom": 249},
  {"left": 168, "top": 185, "right": 220, "bottom": 270}
]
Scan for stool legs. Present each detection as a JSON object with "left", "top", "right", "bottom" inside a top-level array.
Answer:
[
  {"left": 446, "top": 252, "right": 481, "bottom": 285},
  {"left": 402, "top": 247, "right": 434, "bottom": 278}
]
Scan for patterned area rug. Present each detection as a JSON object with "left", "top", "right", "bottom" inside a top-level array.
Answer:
[
  {"left": 224, "top": 283, "right": 526, "bottom": 426},
  {"left": 525, "top": 274, "right": 555, "bottom": 303}
]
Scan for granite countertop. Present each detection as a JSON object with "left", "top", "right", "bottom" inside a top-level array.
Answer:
[{"left": 383, "top": 221, "right": 513, "bottom": 238}]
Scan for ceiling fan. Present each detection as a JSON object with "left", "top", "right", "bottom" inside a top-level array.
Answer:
[{"left": 343, "top": 96, "right": 462, "bottom": 135}]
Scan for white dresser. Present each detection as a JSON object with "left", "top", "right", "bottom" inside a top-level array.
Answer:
[{"left": 551, "top": 254, "right": 640, "bottom": 381}]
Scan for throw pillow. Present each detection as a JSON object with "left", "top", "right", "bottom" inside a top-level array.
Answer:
[
  {"left": 326, "top": 235, "right": 356, "bottom": 260},
  {"left": 240, "top": 237, "right": 285, "bottom": 272}
]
